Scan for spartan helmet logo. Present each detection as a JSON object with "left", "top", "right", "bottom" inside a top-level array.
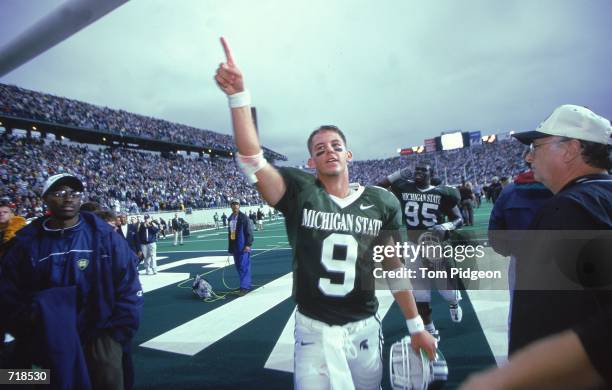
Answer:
[{"left": 77, "top": 258, "right": 89, "bottom": 271}]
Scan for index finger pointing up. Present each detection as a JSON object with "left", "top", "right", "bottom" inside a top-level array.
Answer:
[{"left": 220, "top": 37, "right": 235, "bottom": 65}]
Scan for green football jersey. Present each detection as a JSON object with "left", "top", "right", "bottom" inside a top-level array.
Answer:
[
  {"left": 274, "top": 167, "right": 402, "bottom": 325},
  {"left": 389, "top": 179, "right": 459, "bottom": 242}
]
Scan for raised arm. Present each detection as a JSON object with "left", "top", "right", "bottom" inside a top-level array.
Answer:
[
  {"left": 376, "top": 167, "right": 410, "bottom": 189},
  {"left": 214, "top": 37, "right": 286, "bottom": 206}
]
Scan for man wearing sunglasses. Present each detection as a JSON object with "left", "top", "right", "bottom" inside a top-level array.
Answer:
[
  {"left": 462, "top": 105, "right": 612, "bottom": 389},
  {"left": 0, "top": 173, "right": 143, "bottom": 389}
]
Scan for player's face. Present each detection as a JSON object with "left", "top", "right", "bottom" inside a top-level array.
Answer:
[
  {"left": 414, "top": 165, "right": 431, "bottom": 187},
  {"left": 307, "top": 130, "right": 352, "bottom": 176},
  {"left": 231, "top": 203, "right": 240, "bottom": 213},
  {"left": 0, "top": 206, "right": 12, "bottom": 224}
]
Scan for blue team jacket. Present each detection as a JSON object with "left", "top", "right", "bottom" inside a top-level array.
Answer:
[
  {"left": 0, "top": 211, "right": 143, "bottom": 347},
  {"left": 227, "top": 211, "right": 253, "bottom": 254}
]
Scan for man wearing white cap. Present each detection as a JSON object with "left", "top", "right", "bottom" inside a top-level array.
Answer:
[{"left": 462, "top": 105, "right": 612, "bottom": 389}]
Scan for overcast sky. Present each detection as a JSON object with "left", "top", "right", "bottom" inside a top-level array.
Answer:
[{"left": 1, "top": 0, "right": 610, "bottom": 165}]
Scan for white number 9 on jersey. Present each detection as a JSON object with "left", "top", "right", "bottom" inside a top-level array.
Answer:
[{"left": 318, "top": 233, "right": 359, "bottom": 297}]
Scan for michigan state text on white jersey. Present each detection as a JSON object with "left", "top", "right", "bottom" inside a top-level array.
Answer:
[
  {"left": 274, "top": 167, "right": 402, "bottom": 325},
  {"left": 389, "top": 179, "right": 459, "bottom": 241}
]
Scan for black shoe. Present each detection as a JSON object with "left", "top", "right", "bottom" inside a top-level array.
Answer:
[{"left": 237, "top": 288, "right": 250, "bottom": 297}]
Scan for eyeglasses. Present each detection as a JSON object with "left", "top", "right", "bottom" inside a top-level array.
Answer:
[
  {"left": 528, "top": 139, "right": 571, "bottom": 153},
  {"left": 48, "top": 190, "right": 83, "bottom": 199}
]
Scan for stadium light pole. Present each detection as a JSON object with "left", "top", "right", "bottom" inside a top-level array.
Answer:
[{"left": 0, "top": 0, "right": 128, "bottom": 77}]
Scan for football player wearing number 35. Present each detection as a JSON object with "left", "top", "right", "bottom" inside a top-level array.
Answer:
[{"left": 214, "top": 37, "right": 437, "bottom": 390}]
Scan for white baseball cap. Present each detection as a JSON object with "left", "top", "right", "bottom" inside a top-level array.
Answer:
[
  {"left": 42, "top": 173, "right": 84, "bottom": 197},
  {"left": 513, "top": 104, "right": 611, "bottom": 145}
]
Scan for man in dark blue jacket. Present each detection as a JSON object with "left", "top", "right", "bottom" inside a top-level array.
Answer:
[
  {"left": 488, "top": 168, "right": 553, "bottom": 319},
  {"left": 227, "top": 200, "right": 253, "bottom": 296},
  {"left": 0, "top": 173, "right": 143, "bottom": 390}
]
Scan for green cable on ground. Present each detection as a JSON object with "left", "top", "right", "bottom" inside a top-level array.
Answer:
[{"left": 177, "top": 255, "right": 261, "bottom": 302}]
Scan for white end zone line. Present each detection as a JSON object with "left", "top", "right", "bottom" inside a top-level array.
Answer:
[
  {"left": 138, "top": 256, "right": 233, "bottom": 293},
  {"left": 140, "top": 272, "right": 293, "bottom": 356}
]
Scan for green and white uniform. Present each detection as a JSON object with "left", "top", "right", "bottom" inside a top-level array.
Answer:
[
  {"left": 388, "top": 179, "right": 459, "bottom": 242},
  {"left": 388, "top": 178, "right": 462, "bottom": 305},
  {"left": 275, "top": 167, "right": 402, "bottom": 325},
  {"left": 275, "top": 167, "right": 402, "bottom": 390}
]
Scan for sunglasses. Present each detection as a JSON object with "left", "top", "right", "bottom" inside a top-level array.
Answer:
[{"left": 48, "top": 190, "right": 83, "bottom": 199}]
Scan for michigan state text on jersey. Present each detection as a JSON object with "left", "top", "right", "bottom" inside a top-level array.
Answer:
[
  {"left": 390, "top": 178, "right": 460, "bottom": 242},
  {"left": 275, "top": 167, "right": 402, "bottom": 325}
]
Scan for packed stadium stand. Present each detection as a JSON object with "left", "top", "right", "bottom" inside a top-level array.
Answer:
[
  {"left": 0, "top": 83, "right": 287, "bottom": 161},
  {"left": 1, "top": 82, "right": 529, "bottom": 218},
  {"left": 350, "top": 139, "right": 526, "bottom": 186},
  {"left": 0, "top": 136, "right": 264, "bottom": 217}
]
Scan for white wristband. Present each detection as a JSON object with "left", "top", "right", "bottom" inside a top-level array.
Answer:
[
  {"left": 406, "top": 315, "right": 425, "bottom": 334},
  {"left": 438, "top": 222, "right": 455, "bottom": 231},
  {"left": 228, "top": 90, "right": 251, "bottom": 108}
]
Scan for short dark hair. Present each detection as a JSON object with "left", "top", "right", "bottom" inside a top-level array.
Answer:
[
  {"left": 579, "top": 140, "right": 611, "bottom": 170},
  {"left": 306, "top": 125, "right": 347, "bottom": 154}
]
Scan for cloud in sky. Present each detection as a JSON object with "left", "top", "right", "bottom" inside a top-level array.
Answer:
[{"left": 1, "top": 0, "right": 610, "bottom": 165}]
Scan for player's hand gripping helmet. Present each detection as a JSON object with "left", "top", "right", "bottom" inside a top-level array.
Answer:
[{"left": 389, "top": 336, "right": 448, "bottom": 390}]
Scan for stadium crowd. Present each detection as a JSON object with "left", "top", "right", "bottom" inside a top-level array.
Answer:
[
  {"left": 350, "top": 139, "right": 526, "bottom": 186},
  {"left": 0, "top": 83, "right": 286, "bottom": 161},
  {"left": 0, "top": 136, "right": 263, "bottom": 218},
  {"left": 1, "top": 131, "right": 528, "bottom": 218},
  {"left": 0, "top": 82, "right": 532, "bottom": 218}
]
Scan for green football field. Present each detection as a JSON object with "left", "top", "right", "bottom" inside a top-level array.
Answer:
[{"left": 133, "top": 202, "right": 506, "bottom": 389}]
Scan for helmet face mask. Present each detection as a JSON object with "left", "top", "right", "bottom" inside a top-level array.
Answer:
[
  {"left": 417, "top": 231, "right": 453, "bottom": 274},
  {"left": 389, "top": 336, "right": 448, "bottom": 390}
]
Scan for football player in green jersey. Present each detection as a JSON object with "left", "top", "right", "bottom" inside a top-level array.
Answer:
[
  {"left": 215, "top": 37, "right": 436, "bottom": 389},
  {"left": 378, "top": 164, "right": 464, "bottom": 341}
]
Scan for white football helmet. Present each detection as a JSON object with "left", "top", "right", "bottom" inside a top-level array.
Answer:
[
  {"left": 192, "top": 275, "right": 213, "bottom": 299},
  {"left": 389, "top": 336, "right": 448, "bottom": 390},
  {"left": 417, "top": 230, "right": 447, "bottom": 269}
]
